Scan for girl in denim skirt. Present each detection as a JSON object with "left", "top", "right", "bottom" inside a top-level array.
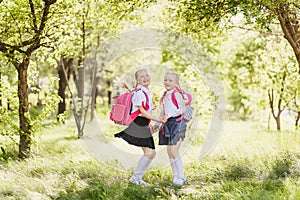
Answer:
[{"left": 153, "top": 71, "right": 187, "bottom": 186}]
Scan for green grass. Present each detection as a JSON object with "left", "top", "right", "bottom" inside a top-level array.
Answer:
[{"left": 0, "top": 115, "right": 300, "bottom": 199}]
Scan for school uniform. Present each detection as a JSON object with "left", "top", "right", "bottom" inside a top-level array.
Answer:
[
  {"left": 114, "top": 85, "right": 155, "bottom": 149},
  {"left": 159, "top": 89, "right": 187, "bottom": 145}
]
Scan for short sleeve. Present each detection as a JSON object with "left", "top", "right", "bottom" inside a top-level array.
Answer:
[
  {"left": 132, "top": 90, "right": 146, "bottom": 107},
  {"left": 174, "top": 92, "right": 185, "bottom": 107}
]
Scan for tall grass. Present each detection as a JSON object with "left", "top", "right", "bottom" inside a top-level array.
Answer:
[{"left": 0, "top": 117, "right": 300, "bottom": 199}]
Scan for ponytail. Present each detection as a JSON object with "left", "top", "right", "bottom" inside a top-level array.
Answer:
[
  {"left": 134, "top": 83, "right": 138, "bottom": 90},
  {"left": 121, "top": 83, "right": 134, "bottom": 93}
]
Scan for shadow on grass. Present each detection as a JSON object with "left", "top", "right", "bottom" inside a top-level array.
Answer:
[
  {"left": 0, "top": 146, "right": 18, "bottom": 162},
  {"left": 54, "top": 178, "right": 172, "bottom": 200},
  {"left": 223, "top": 164, "right": 255, "bottom": 181},
  {"left": 205, "top": 151, "right": 300, "bottom": 199},
  {"left": 63, "top": 136, "right": 79, "bottom": 141},
  {"left": 0, "top": 135, "right": 78, "bottom": 162},
  {"left": 41, "top": 134, "right": 80, "bottom": 155},
  {"left": 268, "top": 151, "right": 300, "bottom": 179}
]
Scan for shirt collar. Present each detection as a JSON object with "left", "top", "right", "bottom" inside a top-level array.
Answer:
[
  {"left": 166, "top": 88, "right": 176, "bottom": 95},
  {"left": 137, "top": 85, "right": 150, "bottom": 93}
]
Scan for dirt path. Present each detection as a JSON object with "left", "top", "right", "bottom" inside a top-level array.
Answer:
[{"left": 81, "top": 118, "right": 202, "bottom": 171}]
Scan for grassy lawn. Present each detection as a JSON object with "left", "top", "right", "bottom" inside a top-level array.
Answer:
[{"left": 0, "top": 114, "right": 300, "bottom": 199}]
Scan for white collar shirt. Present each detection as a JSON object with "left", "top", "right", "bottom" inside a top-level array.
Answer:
[
  {"left": 163, "top": 89, "right": 186, "bottom": 118},
  {"left": 131, "top": 85, "right": 153, "bottom": 115}
]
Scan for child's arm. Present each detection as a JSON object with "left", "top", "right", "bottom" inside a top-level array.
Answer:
[
  {"left": 138, "top": 106, "right": 166, "bottom": 123},
  {"left": 151, "top": 107, "right": 166, "bottom": 132},
  {"left": 155, "top": 104, "right": 165, "bottom": 125}
]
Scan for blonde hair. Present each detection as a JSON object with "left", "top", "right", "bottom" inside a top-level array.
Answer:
[
  {"left": 120, "top": 69, "right": 149, "bottom": 92},
  {"left": 165, "top": 71, "right": 180, "bottom": 85},
  {"left": 133, "top": 68, "right": 148, "bottom": 89},
  {"left": 135, "top": 68, "right": 148, "bottom": 80}
]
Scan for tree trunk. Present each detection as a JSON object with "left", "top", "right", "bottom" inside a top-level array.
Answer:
[
  {"left": 275, "top": 116, "right": 281, "bottom": 131},
  {"left": 17, "top": 60, "right": 31, "bottom": 158},
  {"left": 0, "top": 69, "right": 2, "bottom": 107},
  {"left": 268, "top": 112, "right": 271, "bottom": 130},
  {"left": 107, "top": 80, "right": 112, "bottom": 105},
  {"left": 76, "top": 65, "right": 85, "bottom": 137},
  {"left": 296, "top": 111, "right": 300, "bottom": 130},
  {"left": 275, "top": 7, "right": 300, "bottom": 75},
  {"left": 75, "top": 7, "right": 88, "bottom": 138},
  {"left": 58, "top": 65, "right": 67, "bottom": 116},
  {"left": 108, "top": 90, "right": 112, "bottom": 105},
  {"left": 57, "top": 56, "right": 73, "bottom": 118},
  {"left": 268, "top": 89, "right": 283, "bottom": 131},
  {"left": 90, "top": 75, "right": 98, "bottom": 121}
]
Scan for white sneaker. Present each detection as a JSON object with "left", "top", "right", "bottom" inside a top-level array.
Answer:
[
  {"left": 173, "top": 176, "right": 177, "bottom": 183},
  {"left": 173, "top": 176, "right": 187, "bottom": 186},
  {"left": 129, "top": 176, "right": 150, "bottom": 186},
  {"left": 129, "top": 176, "right": 140, "bottom": 185},
  {"left": 138, "top": 179, "right": 150, "bottom": 186}
]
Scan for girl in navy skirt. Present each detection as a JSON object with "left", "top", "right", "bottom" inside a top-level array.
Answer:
[
  {"left": 153, "top": 72, "right": 187, "bottom": 186},
  {"left": 114, "top": 69, "right": 166, "bottom": 186}
]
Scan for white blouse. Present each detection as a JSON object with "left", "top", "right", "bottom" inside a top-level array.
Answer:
[
  {"left": 162, "top": 89, "right": 186, "bottom": 118},
  {"left": 131, "top": 85, "right": 153, "bottom": 115}
]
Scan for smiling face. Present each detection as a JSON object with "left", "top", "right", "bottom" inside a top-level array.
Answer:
[
  {"left": 164, "top": 73, "right": 178, "bottom": 91},
  {"left": 135, "top": 69, "right": 151, "bottom": 88}
]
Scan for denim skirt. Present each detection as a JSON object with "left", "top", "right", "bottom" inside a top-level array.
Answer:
[{"left": 158, "top": 116, "right": 187, "bottom": 145}]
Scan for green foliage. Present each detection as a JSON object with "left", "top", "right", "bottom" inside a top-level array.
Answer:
[
  {"left": 269, "top": 152, "right": 300, "bottom": 179},
  {"left": 0, "top": 74, "right": 60, "bottom": 159},
  {"left": 0, "top": 0, "right": 158, "bottom": 156},
  {"left": 215, "top": 20, "right": 299, "bottom": 125},
  {"left": 160, "top": 40, "right": 218, "bottom": 124},
  {"left": 225, "top": 36, "right": 266, "bottom": 119},
  {"left": 0, "top": 69, "right": 19, "bottom": 159},
  {"left": 164, "top": 0, "right": 300, "bottom": 127},
  {"left": 30, "top": 78, "right": 61, "bottom": 131},
  {"left": 170, "top": 0, "right": 300, "bottom": 36}
]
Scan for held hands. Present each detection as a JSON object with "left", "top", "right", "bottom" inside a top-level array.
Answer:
[
  {"left": 157, "top": 114, "right": 168, "bottom": 123},
  {"left": 150, "top": 125, "right": 160, "bottom": 133},
  {"left": 150, "top": 115, "right": 168, "bottom": 134},
  {"left": 152, "top": 115, "right": 168, "bottom": 123}
]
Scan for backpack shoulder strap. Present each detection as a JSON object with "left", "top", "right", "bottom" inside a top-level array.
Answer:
[
  {"left": 171, "top": 90, "right": 179, "bottom": 109},
  {"left": 160, "top": 91, "right": 167, "bottom": 102},
  {"left": 173, "top": 87, "right": 192, "bottom": 106},
  {"left": 134, "top": 88, "right": 149, "bottom": 110},
  {"left": 161, "top": 88, "right": 181, "bottom": 109},
  {"left": 141, "top": 90, "right": 149, "bottom": 104}
]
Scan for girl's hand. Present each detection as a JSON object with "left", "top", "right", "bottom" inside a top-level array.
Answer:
[
  {"left": 150, "top": 125, "right": 159, "bottom": 133},
  {"left": 152, "top": 115, "right": 168, "bottom": 123},
  {"left": 157, "top": 117, "right": 167, "bottom": 123},
  {"left": 162, "top": 115, "right": 168, "bottom": 123}
]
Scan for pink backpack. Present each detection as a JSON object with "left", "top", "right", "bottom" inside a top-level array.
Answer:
[
  {"left": 162, "top": 87, "right": 193, "bottom": 122},
  {"left": 109, "top": 89, "right": 149, "bottom": 126}
]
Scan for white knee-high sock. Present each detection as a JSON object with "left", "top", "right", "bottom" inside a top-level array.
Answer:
[
  {"left": 133, "top": 156, "right": 152, "bottom": 179},
  {"left": 175, "top": 157, "right": 184, "bottom": 178},
  {"left": 169, "top": 159, "right": 178, "bottom": 177}
]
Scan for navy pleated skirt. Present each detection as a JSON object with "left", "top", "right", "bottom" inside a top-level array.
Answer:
[{"left": 158, "top": 116, "right": 187, "bottom": 145}]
